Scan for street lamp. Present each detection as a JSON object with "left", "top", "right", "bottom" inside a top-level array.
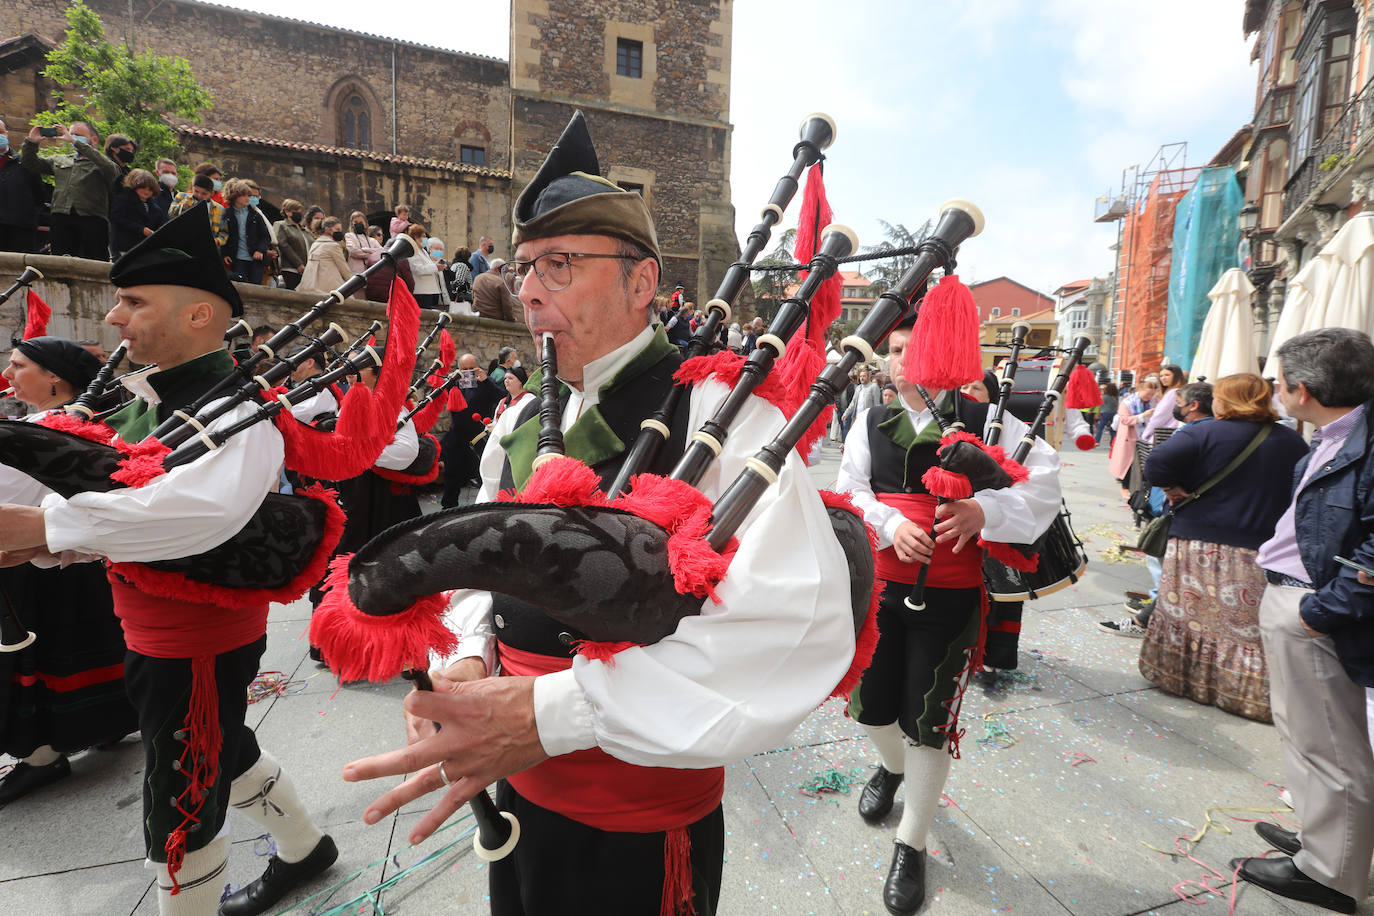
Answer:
[{"left": 1239, "top": 203, "right": 1261, "bottom": 236}]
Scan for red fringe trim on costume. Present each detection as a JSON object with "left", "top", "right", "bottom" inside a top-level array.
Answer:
[
  {"left": 921, "top": 465, "right": 973, "bottom": 500},
  {"left": 1075, "top": 433, "right": 1097, "bottom": 451},
  {"left": 661, "top": 826, "right": 696, "bottom": 916},
  {"left": 934, "top": 431, "right": 1031, "bottom": 487},
  {"left": 163, "top": 653, "right": 221, "bottom": 894},
  {"left": 372, "top": 434, "right": 441, "bottom": 485},
  {"left": 570, "top": 639, "right": 641, "bottom": 664},
  {"left": 35, "top": 411, "right": 116, "bottom": 443},
  {"left": 1064, "top": 365, "right": 1102, "bottom": 409},
  {"left": 817, "top": 489, "right": 881, "bottom": 700},
  {"left": 310, "top": 555, "right": 457, "bottom": 683},
  {"left": 981, "top": 538, "right": 1039, "bottom": 572},
  {"left": 111, "top": 438, "right": 171, "bottom": 488},
  {"left": 109, "top": 486, "right": 347, "bottom": 610},
  {"left": 495, "top": 458, "right": 740, "bottom": 603}
]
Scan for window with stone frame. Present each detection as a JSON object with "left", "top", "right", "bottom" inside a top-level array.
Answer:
[
  {"left": 340, "top": 93, "right": 372, "bottom": 151},
  {"left": 461, "top": 145, "right": 486, "bottom": 167},
  {"left": 617, "top": 38, "right": 643, "bottom": 78}
]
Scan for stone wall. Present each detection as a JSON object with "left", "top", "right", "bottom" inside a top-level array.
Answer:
[
  {"left": 0, "top": 251, "right": 529, "bottom": 367},
  {"left": 1, "top": 0, "right": 511, "bottom": 169}
]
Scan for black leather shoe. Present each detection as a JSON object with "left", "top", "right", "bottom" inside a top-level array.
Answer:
[
  {"left": 858, "top": 766, "right": 904, "bottom": 823},
  {"left": 219, "top": 835, "right": 338, "bottom": 916},
  {"left": 1254, "top": 821, "right": 1302, "bottom": 856},
  {"left": 883, "top": 841, "right": 926, "bottom": 914},
  {"left": 0, "top": 756, "right": 71, "bottom": 805},
  {"left": 1230, "top": 856, "right": 1356, "bottom": 914}
]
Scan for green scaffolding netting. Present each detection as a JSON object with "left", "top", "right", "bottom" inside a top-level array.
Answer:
[{"left": 1165, "top": 167, "right": 1244, "bottom": 371}]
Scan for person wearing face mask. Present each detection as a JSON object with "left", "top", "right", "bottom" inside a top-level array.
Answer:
[
  {"left": 299, "top": 215, "right": 351, "bottom": 294},
  {"left": 192, "top": 161, "right": 226, "bottom": 206},
  {"left": 21, "top": 120, "right": 120, "bottom": 259},
  {"left": 404, "top": 224, "right": 449, "bottom": 308},
  {"left": 103, "top": 133, "right": 137, "bottom": 188},
  {"left": 344, "top": 210, "right": 382, "bottom": 296},
  {"left": 220, "top": 178, "right": 272, "bottom": 285},
  {"left": 153, "top": 157, "right": 179, "bottom": 204},
  {"left": 0, "top": 117, "right": 46, "bottom": 254},
  {"left": 272, "top": 199, "right": 312, "bottom": 290},
  {"left": 469, "top": 234, "right": 494, "bottom": 275},
  {"left": 1132, "top": 376, "right": 1308, "bottom": 722}
]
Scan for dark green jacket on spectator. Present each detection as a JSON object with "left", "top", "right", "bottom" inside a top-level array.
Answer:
[{"left": 20, "top": 139, "right": 119, "bottom": 220}]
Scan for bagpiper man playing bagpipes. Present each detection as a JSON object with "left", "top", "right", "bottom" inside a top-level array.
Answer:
[
  {"left": 836, "top": 305, "right": 1061, "bottom": 914},
  {"left": 337, "top": 110, "right": 857, "bottom": 916},
  {"left": 0, "top": 207, "right": 338, "bottom": 916}
]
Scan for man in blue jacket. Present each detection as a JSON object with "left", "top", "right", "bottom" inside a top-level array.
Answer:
[{"left": 1233, "top": 328, "right": 1374, "bottom": 915}]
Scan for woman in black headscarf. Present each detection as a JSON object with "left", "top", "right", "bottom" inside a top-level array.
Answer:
[{"left": 0, "top": 337, "right": 138, "bottom": 804}]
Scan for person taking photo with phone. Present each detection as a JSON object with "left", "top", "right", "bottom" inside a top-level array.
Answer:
[{"left": 21, "top": 121, "right": 119, "bottom": 260}]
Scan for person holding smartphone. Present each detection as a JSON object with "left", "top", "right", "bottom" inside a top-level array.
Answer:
[
  {"left": 1231, "top": 328, "right": 1374, "bottom": 915},
  {"left": 21, "top": 121, "right": 119, "bottom": 259}
]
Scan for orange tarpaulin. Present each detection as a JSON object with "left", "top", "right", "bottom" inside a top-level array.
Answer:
[{"left": 1115, "top": 167, "right": 1199, "bottom": 374}]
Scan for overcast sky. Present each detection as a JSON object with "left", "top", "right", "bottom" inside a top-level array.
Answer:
[{"left": 222, "top": 0, "right": 1256, "bottom": 295}]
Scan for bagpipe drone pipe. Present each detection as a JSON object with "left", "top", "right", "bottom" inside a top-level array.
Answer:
[
  {"left": 0, "top": 235, "right": 428, "bottom": 609},
  {"left": 981, "top": 335, "right": 1094, "bottom": 602},
  {"left": 309, "top": 186, "right": 985, "bottom": 860}
]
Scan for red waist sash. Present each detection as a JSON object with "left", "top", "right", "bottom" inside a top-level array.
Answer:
[
  {"left": 873, "top": 492, "right": 984, "bottom": 587},
  {"left": 108, "top": 575, "right": 267, "bottom": 659},
  {"left": 498, "top": 642, "right": 724, "bottom": 833}
]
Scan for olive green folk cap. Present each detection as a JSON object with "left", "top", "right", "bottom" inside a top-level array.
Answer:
[{"left": 512, "top": 110, "right": 661, "bottom": 264}]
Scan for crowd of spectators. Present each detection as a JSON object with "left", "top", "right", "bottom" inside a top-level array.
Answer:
[{"left": 0, "top": 119, "right": 512, "bottom": 313}]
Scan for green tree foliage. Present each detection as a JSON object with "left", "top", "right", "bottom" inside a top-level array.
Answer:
[
  {"left": 749, "top": 226, "right": 798, "bottom": 324},
  {"left": 34, "top": 1, "right": 211, "bottom": 170},
  {"left": 860, "top": 219, "right": 933, "bottom": 296}
]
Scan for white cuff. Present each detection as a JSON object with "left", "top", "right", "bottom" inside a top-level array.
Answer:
[
  {"left": 973, "top": 492, "right": 1005, "bottom": 533},
  {"left": 433, "top": 634, "right": 494, "bottom": 674},
  {"left": 40, "top": 494, "right": 89, "bottom": 556},
  {"left": 532, "top": 667, "right": 597, "bottom": 757},
  {"left": 881, "top": 513, "right": 906, "bottom": 547}
]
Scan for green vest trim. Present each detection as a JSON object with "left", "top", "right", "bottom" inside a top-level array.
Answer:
[
  {"left": 105, "top": 349, "right": 237, "bottom": 443},
  {"left": 501, "top": 327, "right": 677, "bottom": 489}
]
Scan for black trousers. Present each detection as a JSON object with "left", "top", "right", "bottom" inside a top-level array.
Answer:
[
  {"left": 49, "top": 212, "right": 109, "bottom": 260},
  {"left": 123, "top": 636, "right": 266, "bottom": 860},
  {"left": 489, "top": 779, "right": 724, "bottom": 916},
  {"left": 849, "top": 581, "right": 982, "bottom": 748}
]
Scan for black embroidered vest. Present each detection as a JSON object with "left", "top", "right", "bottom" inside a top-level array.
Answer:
[
  {"left": 865, "top": 398, "right": 993, "bottom": 496},
  {"left": 492, "top": 347, "right": 692, "bottom": 657}
]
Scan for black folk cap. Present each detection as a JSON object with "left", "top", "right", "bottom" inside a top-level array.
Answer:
[
  {"left": 109, "top": 202, "right": 244, "bottom": 316},
  {"left": 14, "top": 336, "right": 103, "bottom": 391},
  {"left": 512, "top": 110, "right": 660, "bottom": 264}
]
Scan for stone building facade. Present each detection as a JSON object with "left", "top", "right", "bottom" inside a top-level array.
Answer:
[{"left": 0, "top": 0, "right": 737, "bottom": 296}]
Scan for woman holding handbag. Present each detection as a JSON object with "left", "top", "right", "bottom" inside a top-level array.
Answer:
[{"left": 1136, "top": 375, "right": 1308, "bottom": 721}]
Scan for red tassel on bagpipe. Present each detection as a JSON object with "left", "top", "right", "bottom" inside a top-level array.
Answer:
[
  {"left": 1075, "top": 433, "right": 1098, "bottom": 451},
  {"left": 310, "top": 555, "right": 458, "bottom": 682},
  {"left": 23, "top": 288, "right": 51, "bottom": 340},
  {"left": 906, "top": 274, "right": 983, "bottom": 391},
  {"left": 438, "top": 329, "right": 456, "bottom": 373},
  {"left": 1064, "top": 365, "right": 1102, "bottom": 409}
]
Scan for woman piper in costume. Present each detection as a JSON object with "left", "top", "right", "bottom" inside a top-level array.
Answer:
[{"left": 0, "top": 334, "right": 138, "bottom": 804}]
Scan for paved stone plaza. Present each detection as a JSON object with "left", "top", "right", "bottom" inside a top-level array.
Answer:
[{"left": 3, "top": 441, "right": 1371, "bottom": 915}]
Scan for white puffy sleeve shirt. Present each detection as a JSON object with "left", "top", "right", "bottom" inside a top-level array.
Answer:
[
  {"left": 439, "top": 329, "right": 854, "bottom": 768},
  {"left": 40, "top": 397, "right": 284, "bottom": 563}
]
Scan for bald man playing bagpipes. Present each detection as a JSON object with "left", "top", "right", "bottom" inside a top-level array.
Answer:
[{"left": 836, "top": 306, "right": 1061, "bottom": 914}]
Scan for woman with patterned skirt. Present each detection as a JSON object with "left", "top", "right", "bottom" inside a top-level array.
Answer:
[
  {"left": 1138, "top": 375, "right": 1309, "bottom": 722},
  {"left": 0, "top": 337, "right": 137, "bottom": 803}
]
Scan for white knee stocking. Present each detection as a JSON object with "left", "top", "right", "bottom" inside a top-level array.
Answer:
[
  {"left": 228, "top": 751, "right": 323, "bottom": 863},
  {"left": 152, "top": 830, "right": 230, "bottom": 915},
  {"left": 895, "top": 743, "right": 952, "bottom": 851},
  {"left": 862, "top": 721, "right": 907, "bottom": 774}
]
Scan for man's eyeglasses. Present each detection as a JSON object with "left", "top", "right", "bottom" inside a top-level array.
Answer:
[{"left": 500, "top": 252, "right": 640, "bottom": 291}]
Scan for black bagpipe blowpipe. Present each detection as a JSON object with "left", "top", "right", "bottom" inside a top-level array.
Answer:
[
  {"left": 670, "top": 222, "right": 858, "bottom": 488},
  {"left": 66, "top": 342, "right": 129, "bottom": 419},
  {"left": 534, "top": 332, "right": 564, "bottom": 469},
  {"left": 606, "top": 113, "right": 836, "bottom": 496},
  {"left": 1011, "top": 335, "right": 1091, "bottom": 464},
  {"left": 2, "top": 266, "right": 42, "bottom": 317},
  {"left": 223, "top": 317, "right": 253, "bottom": 343},
  {"left": 984, "top": 321, "right": 1031, "bottom": 449},
  {"left": 147, "top": 233, "right": 416, "bottom": 448}
]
